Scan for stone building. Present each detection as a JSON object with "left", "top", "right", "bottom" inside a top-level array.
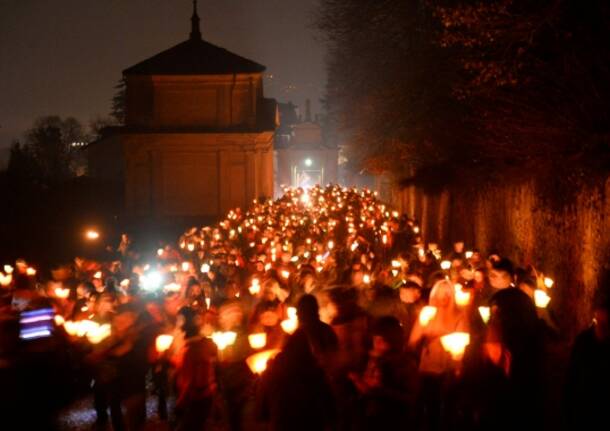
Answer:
[{"left": 89, "top": 2, "right": 276, "bottom": 218}]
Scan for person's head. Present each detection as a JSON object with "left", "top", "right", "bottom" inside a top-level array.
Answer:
[
  {"left": 371, "top": 316, "right": 404, "bottom": 356},
  {"left": 429, "top": 279, "right": 455, "bottom": 309},
  {"left": 104, "top": 277, "right": 118, "bottom": 295},
  {"left": 77, "top": 281, "right": 95, "bottom": 299},
  {"left": 453, "top": 242, "right": 464, "bottom": 253},
  {"left": 517, "top": 277, "right": 536, "bottom": 299},
  {"left": 96, "top": 292, "right": 116, "bottom": 317},
  {"left": 258, "top": 301, "right": 281, "bottom": 327},
  {"left": 399, "top": 281, "right": 421, "bottom": 304},
  {"left": 473, "top": 268, "right": 486, "bottom": 284},
  {"left": 113, "top": 304, "right": 137, "bottom": 338},
  {"left": 186, "top": 277, "right": 202, "bottom": 299},
  {"left": 489, "top": 258, "right": 514, "bottom": 289},
  {"left": 297, "top": 294, "right": 320, "bottom": 324},
  {"left": 177, "top": 306, "right": 200, "bottom": 338}
]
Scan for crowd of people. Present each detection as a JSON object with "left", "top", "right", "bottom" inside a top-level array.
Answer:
[{"left": 0, "top": 185, "right": 608, "bottom": 431}]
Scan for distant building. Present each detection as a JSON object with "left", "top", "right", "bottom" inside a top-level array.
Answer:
[
  {"left": 89, "top": 2, "right": 276, "bottom": 218},
  {"left": 274, "top": 100, "right": 338, "bottom": 194}
]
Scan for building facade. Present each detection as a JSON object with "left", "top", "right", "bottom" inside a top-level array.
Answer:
[{"left": 89, "top": 3, "right": 276, "bottom": 218}]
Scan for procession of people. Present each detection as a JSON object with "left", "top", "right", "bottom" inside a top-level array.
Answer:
[{"left": 0, "top": 185, "right": 608, "bottom": 430}]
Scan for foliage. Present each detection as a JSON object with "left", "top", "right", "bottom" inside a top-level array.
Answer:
[
  {"left": 316, "top": 0, "right": 610, "bottom": 189},
  {"left": 110, "top": 77, "right": 126, "bottom": 125},
  {"left": 8, "top": 116, "right": 86, "bottom": 184}
]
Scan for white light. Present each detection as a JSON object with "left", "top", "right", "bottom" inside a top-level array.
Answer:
[
  {"left": 304, "top": 158, "right": 313, "bottom": 167},
  {"left": 440, "top": 260, "right": 452, "bottom": 270},
  {"left": 85, "top": 230, "right": 100, "bottom": 240},
  {"left": 478, "top": 306, "right": 490, "bottom": 323},
  {"left": 440, "top": 332, "right": 470, "bottom": 360},
  {"left": 419, "top": 306, "right": 437, "bottom": 326},
  {"left": 543, "top": 277, "right": 554, "bottom": 288},
  {"left": 534, "top": 290, "right": 551, "bottom": 308},
  {"left": 248, "top": 333, "right": 267, "bottom": 349},
  {"left": 140, "top": 271, "right": 162, "bottom": 291}
]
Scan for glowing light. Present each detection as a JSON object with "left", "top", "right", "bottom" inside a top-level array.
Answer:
[
  {"left": 86, "top": 323, "right": 111, "bottom": 344},
  {"left": 140, "top": 271, "right": 163, "bottom": 291},
  {"left": 419, "top": 306, "right": 437, "bottom": 326},
  {"left": 85, "top": 230, "right": 100, "bottom": 240},
  {"left": 391, "top": 260, "right": 401, "bottom": 268},
  {"left": 201, "top": 263, "right": 210, "bottom": 273},
  {"left": 304, "top": 158, "right": 313, "bottom": 167},
  {"left": 440, "top": 332, "right": 470, "bottom": 360},
  {"left": 187, "top": 243, "right": 195, "bottom": 252},
  {"left": 54, "top": 287, "right": 70, "bottom": 299},
  {"left": 181, "top": 262, "right": 190, "bottom": 272},
  {"left": 440, "top": 260, "right": 452, "bottom": 270},
  {"left": 478, "top": 306, "right": 490, "bottom": 323},
  {"left": 0, "top": 273, "right": 12, "bottom": 286},
  {"left": 454, "top": 284, "right": 471, "bottom": 306},
  {"left": 94, "top": 271, "right": 102, "bottom": 279},
  {"left": 534, "top": 290, "right": 551, "bottom": 308},
  {"left": 543, "top": 277, "right": 554, "bottom": 288},
  {"left": 54, "top": 315, "right": 65, "bottom": 326},
  {"left": 248, "top": 333, "right": 267, "bottom": 349},
  {"left": 26, "top": 267, "right": 36, "bottom": 276},
  {"left": 157, "top": 248, "right": 163, "bottom": 256},
  {"left": 4, "top": 265, "right": 14, "bottom": 274},
  {"left": 246, "top": 349, "right": 280, "bottom": 374},
  {"left": 211, "top": 331, "right": 237, "bottom": 350},
  {"left": 280, "top": 318, "right": 297, "bottom": 334},
  {"left": 155, "top": 334, "right": 174, "bottom": 353},
  {"left": 281, "top": 270, "right": 290, "bottom": 279},
  {"left": 287, "top": 307, "right": 297, "bottom": 320},
  {"left": 249, "top": 279, "right": 260, "bottom": 295},
  {"left": 328, "top": 240, "right": 334, "bottom": 250},
  {"left": 413, "top": 226, "right": 420, "bottom": 234},
  {"left": 363, "top": 274, "right": 371, "bottom": 284},
  {"left": 465, "top": 250, "right": 473, "bottom": 259}
]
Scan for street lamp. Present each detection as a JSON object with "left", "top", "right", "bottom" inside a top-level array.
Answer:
[{"left": 85, "top": 229, "right": 100, "bottom": 240}]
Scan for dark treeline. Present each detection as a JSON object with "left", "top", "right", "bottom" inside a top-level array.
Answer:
[{"left": 316, "top": 0, "right": 610, "bottom": 192}]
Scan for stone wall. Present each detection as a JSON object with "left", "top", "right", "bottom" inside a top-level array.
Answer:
[{"left": 390, "top": 176, "right": 610, "bottom": 337}]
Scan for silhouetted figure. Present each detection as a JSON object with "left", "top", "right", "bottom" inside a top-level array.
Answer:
[
  {"left": 296, "top": 294, "right": 338, "bottom": 372},
  {"left": 565, "top": 283, "right": 610, "bottom": 430},
  {"left": 468, "top": 287, "right": 545, "bottom": 431},
  {"left": 259, "top": 330, "right": 335, "bottom": 431},
  {"left": 173, "top": 306, "right": 218, "bottom": 431},
  {"left": 348, "top": 316, "right": 417, "bottom": 430}
]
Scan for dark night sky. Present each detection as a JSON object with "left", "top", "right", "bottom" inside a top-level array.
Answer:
[{"left": 0, "top": 0, "right": 325, "bottom": 149}]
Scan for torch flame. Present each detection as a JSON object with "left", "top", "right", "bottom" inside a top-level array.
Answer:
[
  {"left": 248, "top": 333, "right": 267, "bottom": 349},
  {"left": 155, "top": 334, "right": 174, "bottom": 353},
  {"left": 246, "top": 349, "right": 280, "bottom": 375},
  {"left": 440, "top": 332, "right": 470, "bottom": 360},
  {"left": 419, "top": 306, "right": 437, "bottom": 326}
]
